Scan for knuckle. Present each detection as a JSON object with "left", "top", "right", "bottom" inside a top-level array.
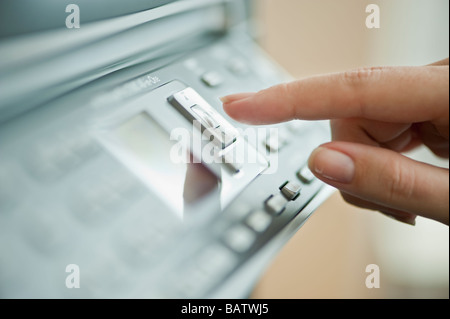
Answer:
[
  {"left": 343, "top": 67, "right": 383, "bottom": 85},
  {"left": 277, "top": 83, "right": 297, "bottom": 118},
  {"left": 341, "top": 67, "right": 385, "bottom": 117},
  {"left": 382, "top": 159, "right": 416, "bottom": 203}
]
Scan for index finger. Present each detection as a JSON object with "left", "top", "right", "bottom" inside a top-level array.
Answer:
[{"left": 222, "top": 65, "right": 449, "bottom": 125}]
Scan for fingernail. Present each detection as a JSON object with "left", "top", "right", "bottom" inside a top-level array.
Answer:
[
  {"left": 309, "top": 147, "right": 355, "bottom": 184},
  {"left": 220, "top": 93, "right": 256, "bottom": 104},
  {"left": 219, "top": 96, "right": 232, "bottom": 104}
]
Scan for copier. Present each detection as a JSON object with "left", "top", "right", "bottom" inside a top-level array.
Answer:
[{"left": 0, "top": 0, "right": 334, "bottom": 298}]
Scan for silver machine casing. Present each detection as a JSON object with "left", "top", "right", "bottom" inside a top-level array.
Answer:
[{"left": 0, "top": 0, "right": 335, "bottom": 298}]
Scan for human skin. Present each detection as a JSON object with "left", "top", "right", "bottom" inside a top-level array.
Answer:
[{"left": 222, "top": 59, "right": 449, "bottom": 226}]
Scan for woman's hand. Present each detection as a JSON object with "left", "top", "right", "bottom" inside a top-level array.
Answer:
[{"left": 222, "top": 59, "right": 449, "bottom": 225}]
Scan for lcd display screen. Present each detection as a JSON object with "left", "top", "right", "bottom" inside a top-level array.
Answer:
[{"left": 106, "top": 112, "right": 220, "bottom": 218}]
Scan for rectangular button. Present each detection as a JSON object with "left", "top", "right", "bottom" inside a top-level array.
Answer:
[
  {"left": 280, "top": 181, "right": 302, "bottom": 201},
  {"left": 196, "top": 244, "right": 238, "bottom": 278},
  {"left": 222, "top": 151, "right": 243, "bottom": 173},
  {"left": 201, "top": 72, "right": 224, "bottom": 88},
  {"left": 223, "top": 225, "right": 256, "bottom": 253},
  {"left": 264, "top": 130, "right": 289, "bottom": 153},
  {"left": 168, "top": 88, "right": 239, "bottom": 150},
  {"left": 227, "top": 58, "right": 249, "bottom": 76},
  {"left": 168, "top": 89, "right": 197, "bottom": 109},
  {"left": 191, "top": 105, "right": 220, "bottom": 129},
  {"left": 287, "top": 120, "right": 307, "bottom": 133},
  {"left": 210, "top": 127, "right": 237, "bottom": 149},
  {"left": 298, "top": 166, "right": 315, "bottom": 184},
  {"left": 246, "top": 210, "right": 272, "bottom": 233},
  {"left": 265, "top": 194, "right": 288, "bottom": 215}
]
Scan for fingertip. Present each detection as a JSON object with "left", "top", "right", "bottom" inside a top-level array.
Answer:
[
  {"left": 222, "top": 94, "right": 266, "bottom": 125},
  {"left": 220, "top": 93, "right": 255, "bottom": 122},
  {"left": 222, "top": 99, "right": 246, "bottom": 122},
  {"left": 219, "top": 96, "right": 230, "bottom": 104}
]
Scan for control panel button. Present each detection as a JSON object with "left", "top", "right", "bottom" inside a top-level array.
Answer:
[
  {"left": 246, "top": 210, "right": 272, "bottom": 233},
  {"left": 223, "top": 225, "right": 256, "bottom": 253},
  {"left": 168, "top": 88, "right": 239, "bottom": 150},
  {"left": 298, "top": 166, "right": 315, "bottom": 184},
  {"left": 265, "top": 194, "right": 288, "bottom": 215},
  {"left": 264, "top": 129, "right": 289, "bottom": 153},
  {"left": 225, "top": 202, "right": 252, "bottom": 221},
  {"left": 264, "top": 135, "right": 282, "bottom": 153},
  {"left": 280, "top": 181, "right": 302, "bottom": 201},
  {"left": 191, "top": 105, "right": 220, "bottom": 129},
  {"left": 201, "top": 72, "right": 224, "bottom": 88},
  {"left": 227, "top": 58, "right": 249, "bottom": 76},
  {"left": 169, "top": 89, "right": 197, "bottom": 109},
  {"left": 208, "top": 127, "right": 237, "bottom": 149},
  {"left": 196, "top": 244, "right": 238, "bottom": 277},
  {"left": 222, "top": 151, "right": 243, "bottom": 173},
  {"left": 287, "top": 120, "right": 307, "bottom": 133}
]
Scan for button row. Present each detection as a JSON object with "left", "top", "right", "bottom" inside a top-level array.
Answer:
[
  {"left": 200, "top": 58, "right": 249, "bottom": 89},
  {"left": 222, "top": 165, "right": 315, "bottom": 254},
  {"left": 262, "top": 165, "right": 316, "bottom": 217},
  {"left": 222, "top": 208, "right": 273, "bottom": 254},
  {"left": 263, "top": 122, "right": 308, "bottom": 154},
  {"left": 221, "top": 202, "right": 274, "bottom": 253},
  {"left": 265, "top": 180, "right": 303, "bottom": 216}
]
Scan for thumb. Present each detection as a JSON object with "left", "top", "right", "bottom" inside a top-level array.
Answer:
[{"left": 308, "top": 142, "right": 449, "bottom": 225}]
